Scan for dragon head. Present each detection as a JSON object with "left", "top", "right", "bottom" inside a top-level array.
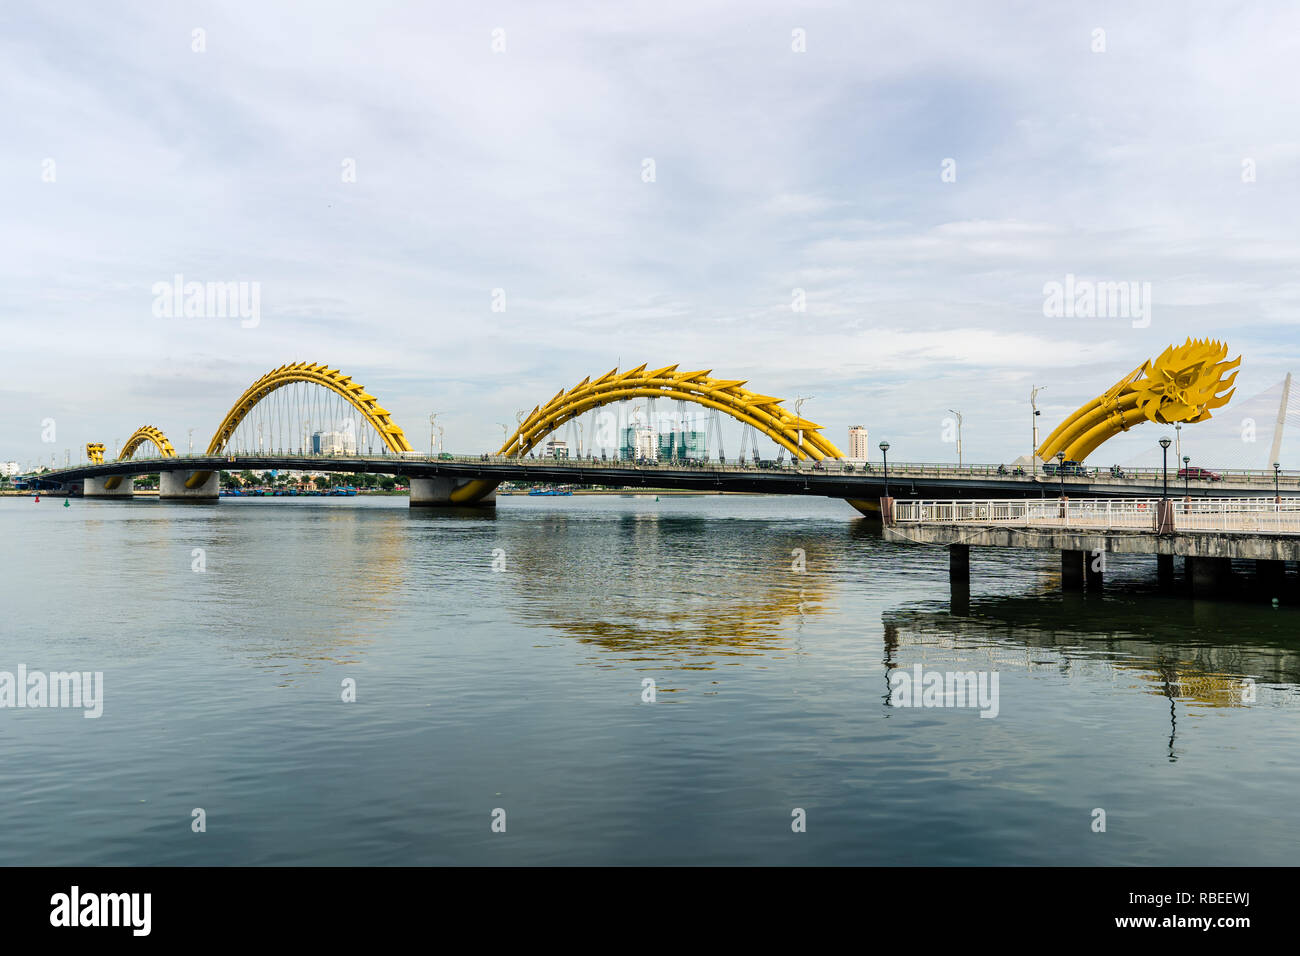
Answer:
[{"left": 1130, "top": 337, "right": 1240, "bottom": 424}]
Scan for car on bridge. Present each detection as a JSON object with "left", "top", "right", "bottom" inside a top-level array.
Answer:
[
  {"left": 1178, "top": 465, "right": 1222, "bottom": 481},
  {"left": 1041, "top": 459, "right": 1093, "bottom": 478}
]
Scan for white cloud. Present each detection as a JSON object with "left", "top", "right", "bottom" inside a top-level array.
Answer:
[{"left": 2, "top": 0, "right": 1298, "bottom": 466}]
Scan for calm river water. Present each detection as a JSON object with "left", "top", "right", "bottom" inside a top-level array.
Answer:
[{"left": 2, "top": 493, "right": 1297, "bottom": 865}]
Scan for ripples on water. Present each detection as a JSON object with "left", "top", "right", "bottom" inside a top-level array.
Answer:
[{"left": 1, "top": 493, "right": 1297, "bottom": 864}]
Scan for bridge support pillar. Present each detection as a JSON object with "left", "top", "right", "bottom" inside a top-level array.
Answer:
[
  {"left": 1085, "top": 551, "right": 1104, "bottom": 590},
  {"left": 1188, "top": 556, "right": 1233, "bottom": 597},
  {"left": 1061, "top": 550, "right": 1085, "bottom": 591},
  {"left": 949, "top": 544, "right": 969, "bottom": 588},
  {"left": 1157, "top": 553, "right": 1174, "bottom": 591},
  {"left": 949, "top": 543, "right": 970, "bottom": 612},
  {"left": 409, "top": 476, "right": 497, "bottom": 508},
  {"left": 83, "top": 476, "right": 133, "bottom": 499},
  {"left": 845, "top": 498, "right": 882, "bottom": 524},
  {"left": 1256, "top": 559, "right": 1286, "bottom": 601},
  {"left": 159, "top": 471, "right": 219, "bottom": 501}
]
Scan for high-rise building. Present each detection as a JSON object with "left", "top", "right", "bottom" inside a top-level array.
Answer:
[
  {"left": 848, "top": 425, "right": 870, "bottom": 460},
  {"left": 544, "top": 438, "right": 569, "bottom": 459},
  {"left": 312, "top": 430, "right": 356, "bottom": 455},
  {"left": 619, "top": 426, "right": 658, "bottom": 461},
  {"left": 619, "top": 427, "right": 707, "bottom": 461},
  {"left": 657, "top": 430, "right": 707, "bottom": 461}
]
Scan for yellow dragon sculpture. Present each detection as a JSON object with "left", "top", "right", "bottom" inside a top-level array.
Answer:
[{"left": 1038, "top": 338, "right": 1240, "bottom": 463}]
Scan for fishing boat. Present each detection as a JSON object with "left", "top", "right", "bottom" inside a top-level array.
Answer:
[{"left": 528, "top": 487, "right": 573, "bottom": 497}]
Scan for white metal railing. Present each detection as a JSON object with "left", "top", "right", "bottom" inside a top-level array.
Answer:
[
  {"left": 1173, "top": 497, "right": 1300, "bottom": 532},
  {"left": 893, "top": 497, "right": 1300, "bottom": 533}
]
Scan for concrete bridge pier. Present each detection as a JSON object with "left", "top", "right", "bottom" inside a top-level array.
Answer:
[
  {"left": 1085, "top": 552, "right": 1104, "bottom": 590},
  {"left": 1062, "top": 550, "right": 1085, "bottom": 591},
  {"left": 409, "top": 476, "right": 497, "bottom": 508},
  {"left": 949, "top": 544, "right": 970, "bottom": 614},
  {"left": 846, "top": 496, "right": 889, "bottom": 525},
  {"left": 1187, "top": 556, "right": 1233, "bottom": 597},
  {"left": 949, "top": 543, "right": 970, "bottom": 587},
  {"left": 1256, "top": 559, "right": 1287, "bottom": 601},
  {"left": 159, "top": 471, "right": 219, "bottom": 501},
  {"left": 1157, "top": 553, "right": 1175, "bottom": 591},
  {"left": 84, "top": 476, "right": 134, "bottom": 499}
]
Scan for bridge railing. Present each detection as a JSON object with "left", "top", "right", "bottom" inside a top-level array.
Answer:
[
  {"left": 893, "top": 498, "right": 1162, "bottom": 528},
  {"left": 1172, "top": 497, "right": 1300, "bottom": 531},
  {"left": 893, "top": 496, "right": 1300, "bottom": 533},
  {"left": 33, "top": 450, "right": 1300, "bottom": 488}
]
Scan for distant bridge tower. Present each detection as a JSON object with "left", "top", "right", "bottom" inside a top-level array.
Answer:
[{"left": 1269, "top": 372, "right": 1292, "bottom": 466}]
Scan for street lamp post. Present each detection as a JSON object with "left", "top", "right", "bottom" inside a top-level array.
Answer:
[
  {"left": 1158, "top": 437, "right": 1171, "bottom": 499},
  {"left": 879, "top": 441, "right": 891, "bottom": 497},
  {"left": 948, "top": 408, "right": 963, "bottom": 468},
  {"left": 1182, "top": 456, "right": 1190, "bottom": 497},
  {"left": 1030, "top": 386, "right": 1045, "bottom": 471},
  {"left": 1055, "top": 451, "right": 1065, "bottom": 498},
  {"left": 1274, "top": 462, "right": 1281, "bottom": 506},
  {"left": 794, "top": 396, "right": 812, "bottom": 451}
]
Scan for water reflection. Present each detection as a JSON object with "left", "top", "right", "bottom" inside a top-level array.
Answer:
[
  {"left": 110, "top": 501, "right": 413, "bottom": 678},
  {"left": 501, "top": 511, "right": 842, "bottom": 668},
  {"left": 883, "top": 592, "right": 1300, "bottom": 758}
]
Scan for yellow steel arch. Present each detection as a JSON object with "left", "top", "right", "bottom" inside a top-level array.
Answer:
[
  {"left": 447, "top": 364, "right": 846, "bottom": 504},
  {"left": 104, "top": 426, "right": 176, "bottom": 489},
  {"left": 119, "top": 425, "right": 176, "bottom": 460},
  {"left": 503, "top": 364, "right": 845, "bottom": 460},
  {"left": 204, "top": 362, "right": 414, "bottom": 455},
  {"left": 183, "top": 362, "right": 414, "bottom": 489},
  {"left": 1037, "top": 338, "right": 1240, "bottom": 463}
]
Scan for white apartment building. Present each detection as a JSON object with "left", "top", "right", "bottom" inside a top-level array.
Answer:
[
  {"left": 312, "top": 430, "right": 357, "bottom": 455},
  {"left": 848, "top": 425, "right": 870, "bottom": 460}
]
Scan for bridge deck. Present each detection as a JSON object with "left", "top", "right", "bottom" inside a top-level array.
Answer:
[{"left": 23, "top": 453, "right": 1300, "bottom": 502}]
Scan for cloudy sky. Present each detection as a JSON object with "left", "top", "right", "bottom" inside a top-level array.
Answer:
[{"left": 3, "top": 0, "right": 1299, "bottom": 469}]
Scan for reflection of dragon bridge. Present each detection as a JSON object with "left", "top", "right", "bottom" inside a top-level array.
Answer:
[
  {"left": 1038, "top": 338, "right": 1240, "bottom": 462},
  {"left": 497, "top": 513, "right": 845, "bottom": 670}
]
